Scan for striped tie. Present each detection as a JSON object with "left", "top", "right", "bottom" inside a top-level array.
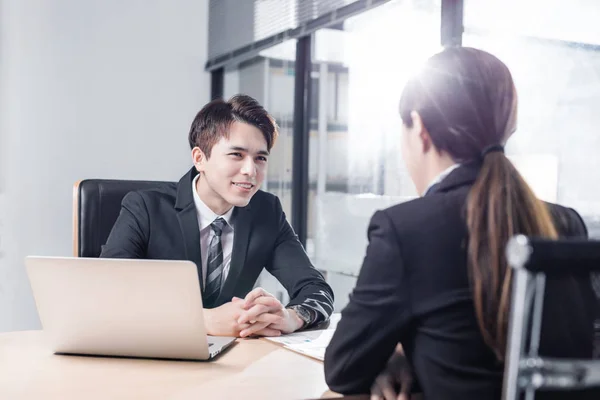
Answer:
[{"left": 204, "top": 217, "right": 226, "bottom": 308}]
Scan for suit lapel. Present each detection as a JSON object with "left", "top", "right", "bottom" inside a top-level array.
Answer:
[
  {"left": 176, "top": 204, "right": 204, "bottom": 292},
  {"left": 174, "top": 168, "right": 204, "bottom": 292},
  {"left": 217, "top": 205, "right": 253, "bottom": 304}
]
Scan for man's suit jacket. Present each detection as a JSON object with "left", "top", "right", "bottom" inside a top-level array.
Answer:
[
  {"left": 324, "top": 162, "right": 598, "bottom": 399},
  {"left": 100, "top": 167, "right": 334, "bottom": 323}
]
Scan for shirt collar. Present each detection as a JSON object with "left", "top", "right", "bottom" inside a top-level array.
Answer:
[
  {"left": 423, "top": 163, "right": 461, "bottom": 196},
  {"left": 192, "top": 174, "right": 235, "bottom": 230}
]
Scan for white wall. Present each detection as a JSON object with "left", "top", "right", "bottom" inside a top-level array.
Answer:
[{"left": 0, "top": 0, "right": 210, "bottom": 332}]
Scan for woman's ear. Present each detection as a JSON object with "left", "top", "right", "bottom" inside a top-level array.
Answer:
[
  {"left": 191, "top": 147, "right": 206, "bottom": 172},
  {"left": 410, "top": 111, "right": 432, "bottom": 154},
  {"left": 409, "top": 110, "right": 423, "bottom": 133}
]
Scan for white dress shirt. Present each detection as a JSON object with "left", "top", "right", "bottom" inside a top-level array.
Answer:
[{"left": 192, "top": 174, "right": 235, "bottom": 288}]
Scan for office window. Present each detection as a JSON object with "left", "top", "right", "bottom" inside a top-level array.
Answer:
[
  {"left": 464, "top": 0, "right": 600, "bottom": 238},
  {"left": 308, "top": 0, "right": 442, "bottom": 309}
]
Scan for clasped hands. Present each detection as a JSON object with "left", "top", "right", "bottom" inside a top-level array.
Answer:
[
  {"left": 370, "top": 345, "right": 416, "bottom": 400},
  {"left": 204, "top": 287, "right": 304, "bottom": 338}
]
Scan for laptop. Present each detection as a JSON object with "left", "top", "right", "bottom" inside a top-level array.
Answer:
[{"left": 25, "top": 256, "right": 236, "bottom": 361}]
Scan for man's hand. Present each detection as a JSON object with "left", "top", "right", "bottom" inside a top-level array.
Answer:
[
  {"left": 235, "top": 288, "right": 304, "bottom": 337},
  {"left": 203, "top": 300, "right": 272, "bottom": 337},
  {"left": 371, "top": 346, "right": 414, "bottom": 400}
]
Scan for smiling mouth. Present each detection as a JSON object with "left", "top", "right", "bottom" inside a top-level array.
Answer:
[{"left": 232, "top": 182, "right": 255, "bottom": 189}]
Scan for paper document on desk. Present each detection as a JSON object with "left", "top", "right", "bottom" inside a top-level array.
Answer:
[{"left": 265, "top": 328, "right": 335, "bottom": 361}]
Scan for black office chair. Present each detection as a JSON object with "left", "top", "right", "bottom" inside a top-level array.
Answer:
[
  {"left": 503, "top": 235, "right": 600, "bottom": 399},
  {"left": 72, "top": 179, "right": 175, "bottom": 257}
]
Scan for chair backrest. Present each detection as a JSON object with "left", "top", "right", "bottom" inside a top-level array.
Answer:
[
  {"left": 503, "top": 235, "right": 600, "bottom": 400},
  {"left": 72, "top": 179, "right": 174, "bottom": 258}
]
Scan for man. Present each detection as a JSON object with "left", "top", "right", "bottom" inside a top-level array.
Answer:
[{"left": 101, "top": 94, "right": 334, "bottom": 337}]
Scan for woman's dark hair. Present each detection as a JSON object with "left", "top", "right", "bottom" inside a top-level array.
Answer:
[
  {"left": 188, "top": 94, "right": 279, "bottom": 156},
  {"left": 399, "top": 47, "right": 557, "bottom": 360}
]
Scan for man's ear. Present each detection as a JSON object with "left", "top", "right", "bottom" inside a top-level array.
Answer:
[
  {"left": 191, "top": 147, "right": 207, "bottom": 172},
  {"left": 410, "top": 110, "right": 432, "bottom": 154}
]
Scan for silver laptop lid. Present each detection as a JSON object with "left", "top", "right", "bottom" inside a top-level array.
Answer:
[{"left": 25, "top": 256, "right": 211, "bottom": 360}]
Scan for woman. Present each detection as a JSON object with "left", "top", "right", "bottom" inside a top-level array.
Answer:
[{"left": 324, "top": 47, "right": 597, "bottom": 399}]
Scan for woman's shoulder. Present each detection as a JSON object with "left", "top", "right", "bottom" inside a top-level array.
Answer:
[
  {"left": 544, "top": 202, "right": 588, "bottom": 239},
  {"left": 374, "top": 189, "right": 469, "bottom": 242}
]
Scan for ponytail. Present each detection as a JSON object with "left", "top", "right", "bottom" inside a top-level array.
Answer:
[{"left": 466, "top": 151, "right": 558, "bottom": 360}]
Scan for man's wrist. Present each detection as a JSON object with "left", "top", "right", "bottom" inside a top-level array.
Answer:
[
  {"left": 203, "top": 308, "right": 214, "bottom": 335},
  {"left": 287, "top": 305, "right": 313, "bottom": 330},
  {"left": 286, "top": 308, "right": 305, "bottom": 332}
]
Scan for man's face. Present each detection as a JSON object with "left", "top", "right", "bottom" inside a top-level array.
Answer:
[{"left": 194, "top": 121, "right": 269, "bottom": 214}]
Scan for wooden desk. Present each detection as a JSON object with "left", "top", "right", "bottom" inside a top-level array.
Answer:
[{"left": 0, "top": 330, "right": 344, "bottom": 400}]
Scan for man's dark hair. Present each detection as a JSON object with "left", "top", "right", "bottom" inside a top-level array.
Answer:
[{"left": 188, "top": 94, "right": 279, "bottom": 157}]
